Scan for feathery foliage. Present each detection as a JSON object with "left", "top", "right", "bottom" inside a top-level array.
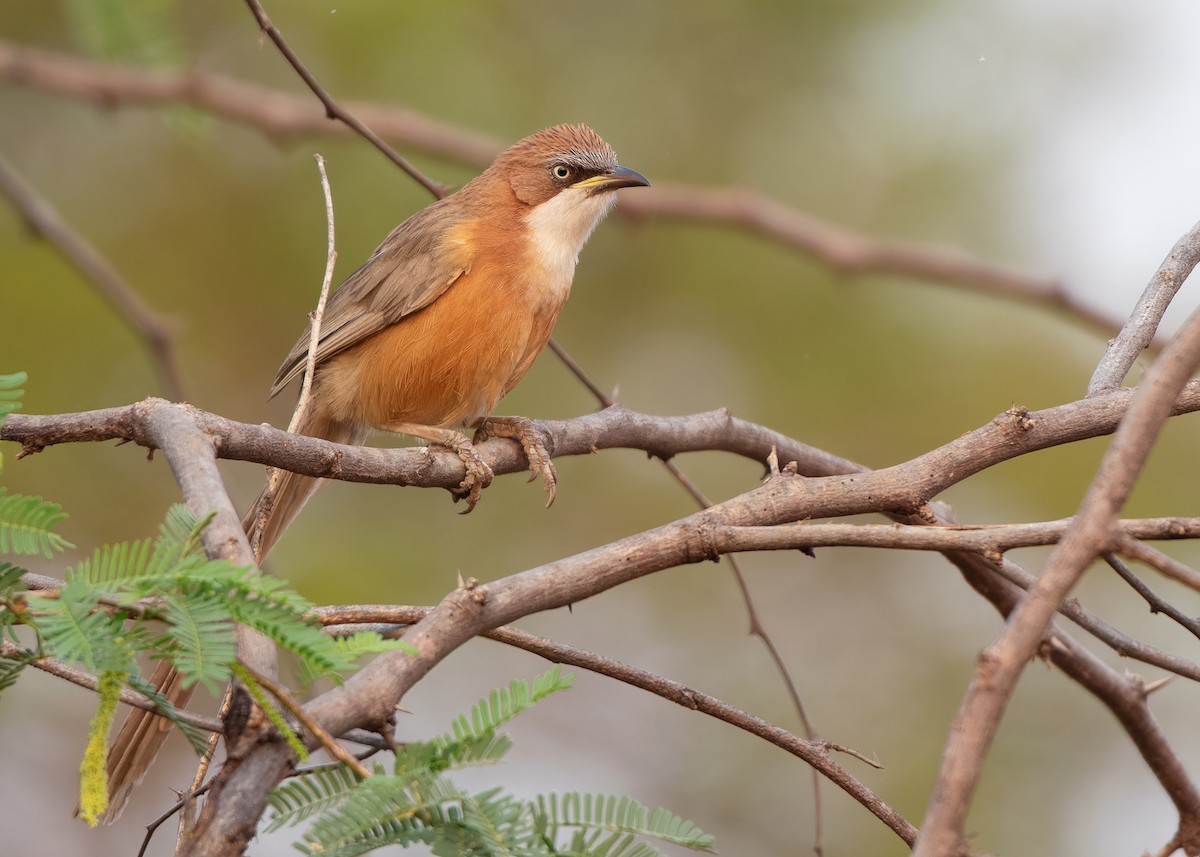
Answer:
[
  {"left": 0, "top": 501, "right": 421, "bottom": 820},
  {"left": 0, "top": 489, "right": 73, "bottom": 558},
  {"left": 0, "top": 371, "right": 23, "bottom": 424},
  {"left": 267, "top": 666, "right": 714, "bottom": 857}
]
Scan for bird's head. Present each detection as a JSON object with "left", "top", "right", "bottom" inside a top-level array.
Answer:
[{"left": 471, "top": 124, "right": 650, "bottom": 273}]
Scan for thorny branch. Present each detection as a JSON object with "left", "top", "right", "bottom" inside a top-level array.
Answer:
[{"left": 6, "top": 21, "right": 1200, "bottom": 857}]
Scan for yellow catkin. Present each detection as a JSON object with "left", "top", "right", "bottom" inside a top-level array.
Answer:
[{"left": 78, "top": 670, "right": 122, "bottom": 826}]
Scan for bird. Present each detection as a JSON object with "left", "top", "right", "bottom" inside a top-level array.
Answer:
[{"left": 100, "top": 124, "right": 648, "bottom": 819}]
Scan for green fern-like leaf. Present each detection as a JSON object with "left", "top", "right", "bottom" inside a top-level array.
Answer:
[
  {"left": 157, "top": 505, "right": 214, "bottom": 560},
  {"left": 0, "top": 647, "right": 36, "bottom": 694},
  {"left": 297, "top": 630, "right": 416, "bottom": 687},
  {"left": 449, "top": 666, "right": 574, "bottom": 745},
  {"left": 69, "top": 538, "right": 155, "bottom": 590},
  {"left": 266, "top": 763, "right": 362, "bottom": 833},
  {"left": 297, "top": 773, "right": 465, "bottom": 857},
  {"left": 0, "top": 371, "right": 24, "bottom": 423},
  {"left": 125, "top": 673, "right": 212, "bottom": 754},
  {"left": 0, "top": 560, "right": 26, "bottom": 594},
  {"left": 160, "top": 592, "right": 235, "bottom": 694},
  {"left": 0, "top": 489, "right": 73, "bottom": 558},
  {"left": 26, "top": 578, "right": 132, "bottom": 673},
  {"left": 535, "top": 793, "right": 715, "bottom": 855}
]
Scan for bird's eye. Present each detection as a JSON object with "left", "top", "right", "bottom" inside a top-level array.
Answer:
[{"left": 551, "top": 164, "right": 572, "bottom": 181}]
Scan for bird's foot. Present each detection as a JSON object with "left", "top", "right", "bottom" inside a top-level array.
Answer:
[
  {"left": 439, "top": 431, "right": 494, "bottom": 513},
  {"left": 475, "top": 416, "right": 557, "bottom": 507}
]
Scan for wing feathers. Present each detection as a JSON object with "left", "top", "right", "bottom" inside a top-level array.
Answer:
[{"left": 269, "top": 202, "right": 473, "bottom": 398}]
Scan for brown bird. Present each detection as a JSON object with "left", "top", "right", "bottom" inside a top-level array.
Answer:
[
  {"left": 243, "top": 123, "right": 648, "bottom": 554},
  {"left": 102, "top": 124, "right": 648, "bottom": 819}
]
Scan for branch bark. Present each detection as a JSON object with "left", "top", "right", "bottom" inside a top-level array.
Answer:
[{"left": 914, "top": 304, "right": 1200, "bottom": 857}]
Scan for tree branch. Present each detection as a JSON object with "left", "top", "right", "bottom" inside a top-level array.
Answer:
[
  {"left": 915, "top": 301, "right": 1200, "bottom": 855},
  {"left": 1088, "top": 219, "right": 1200, "bottom": 394},
  {"left": 0, "top": 38, "right": 1126, "bottom": 343},
  {"left": 0, "top": 640, "right": 222, "bottom": 733}
]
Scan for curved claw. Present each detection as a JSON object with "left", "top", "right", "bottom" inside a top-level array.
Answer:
[{"left": 477, "top": 416, "right": 558, "bottom": 507}]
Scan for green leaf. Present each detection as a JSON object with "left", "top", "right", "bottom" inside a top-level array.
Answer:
[
  {"left": 447, "top": 666, "right": 573, "bottom": 745},
  {"left": 266, "top": 763, "right": 362, "bottom": 833},
  {"left": 297, "top": 630, "right": 415, "bottom": 687},
  {"left": 0, "top": 647, "right": 36, "bottom": 695},
  {"left": 534, "top": 793, "right": 715, "bottom": 855},
  {"left": 158, "top": 505, "right": 214, "bottom": 560},
  {"left": 0, "top": 489, "right": 73, "bottom": 558},
  {"left": 160, "top": 592, "right": 235, "bottom": 694},
  {"left": 0, "top": 560, "right": 27, "bottom": 593},
  {"left": 0, "top": 371, "right": 24, "bottom": 424},
  {"left": 125, "top": 673, "right": 212, "bottom": 754},
  {"left": 27, "top": 578, "right": 134, "bottom": 674}
]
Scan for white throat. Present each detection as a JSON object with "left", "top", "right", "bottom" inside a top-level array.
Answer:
[{"left": 524, "top": 187, "right": 617, "bottom": 290}]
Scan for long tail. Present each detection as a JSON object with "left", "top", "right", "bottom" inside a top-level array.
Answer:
[
  {"left": 101, "top": 409, "right": 364, "bottom": 822},
  {"left": 243, "top": 411, "right": 366, "bottom": 560}
]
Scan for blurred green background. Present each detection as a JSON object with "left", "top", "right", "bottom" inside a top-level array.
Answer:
[{"left": 4, "top": 1, "right": 1200, "bottom": 855}]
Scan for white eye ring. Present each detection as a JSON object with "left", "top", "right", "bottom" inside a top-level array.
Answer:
[{"left": 551, "top": 164, "right": 572, "bottom": 181}]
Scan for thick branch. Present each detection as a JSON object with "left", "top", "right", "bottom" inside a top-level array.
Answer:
[{"left": 915, "top": 304, "right": 1200, "bottom": 856}]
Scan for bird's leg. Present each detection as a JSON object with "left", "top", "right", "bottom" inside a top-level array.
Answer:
[
  {"left": 474, "top": 416, "right": 557, "bottom": 507},
  {"left": 382, "top": 422, "right": 494, "bottom": 511}
]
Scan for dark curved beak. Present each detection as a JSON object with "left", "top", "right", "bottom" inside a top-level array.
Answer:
[{"left": 571, "top": 165, "right": 651, "bottom": 193}]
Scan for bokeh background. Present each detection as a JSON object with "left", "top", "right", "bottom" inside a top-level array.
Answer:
[{"left": 4, "top": 1, "right": 1200, "bottom": 854}]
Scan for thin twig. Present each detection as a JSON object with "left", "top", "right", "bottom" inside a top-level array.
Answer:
[
  {"left": 135, "top": 747, "right": 382, "bottom": 857},
  {"left": 236, "top": 662, "right": 371, "bottom": 780},
  {"left": 0, "top": 640, "right": 222, "bottom": 733},
  {"left": 0, "top": 151, "right": 187, "bottom": 400},
  {"left": 1088, "top": 219, "right": 1200, "bottom": 395},
  {"left": 310, "top": 604, "right": 915, "bottom": 845},
  {"left": 1105, "top": 552, "right": 1200, "bottom": 641},
  {"left": 1115, "top": 535, "right": 1200, "bottom": 593},
  {"left": 253, "top": 153, "right": 338, "bottom": 561},
  {"left": 138, "top": 781, "right": 213, "bottom": 857},
  {"left": 659, "top": 456, "right": 826, "bottom": 856},
  {"left": 239, "top": 1, "right": 447, "bottom": 200}
]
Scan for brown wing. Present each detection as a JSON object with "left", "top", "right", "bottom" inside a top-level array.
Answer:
[{"left": 270, "top": 197, "right": 473, "bottom": 398}]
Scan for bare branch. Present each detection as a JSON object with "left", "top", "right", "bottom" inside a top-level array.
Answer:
[
  {"left": 0, "top": 38, "right": 1119, "bottom": 343},
  {"left": 253, "top": 153, "right": 338, "bottom": 561},
  {"left": 239, "top": 1, "right": 447, "bottom": 198},
  {"left": 1105, "top": 553, "right": 1200, "bottom": 641},
  {"left": 930, "top": 524, "right": 1200, "bottom": 857},
  {"left": 1088, "top": 219, "right": 1200, "bottom": 394},
  {"left": 310, "top": 604, "right": 917, "bottom": 846},
  {"left": 915, "top": 300, "right": 1200, "bottom": 856},
  {"left": 0, "top": 39, "right": 498, "bottom": 165},
  {"left": 1118, "top": 536, "right": 1200, "bottom": 592},
  {"left": 0, "top": 640, "right": 222, "bottom": 733},
  {"left": 235, "top": 662, "right": 371, "bottom": 780},
  {"left": 0, "top": 151, "right": 187, "bottom": 400}
]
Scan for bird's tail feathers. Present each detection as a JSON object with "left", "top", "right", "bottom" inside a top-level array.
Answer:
[{"left": 243, "top": 410, "right": 365, "bottom": 561}]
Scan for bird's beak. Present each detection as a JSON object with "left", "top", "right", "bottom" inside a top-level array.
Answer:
[{"left": 571, "top": 165, "right": 651, "bottom": 193}]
